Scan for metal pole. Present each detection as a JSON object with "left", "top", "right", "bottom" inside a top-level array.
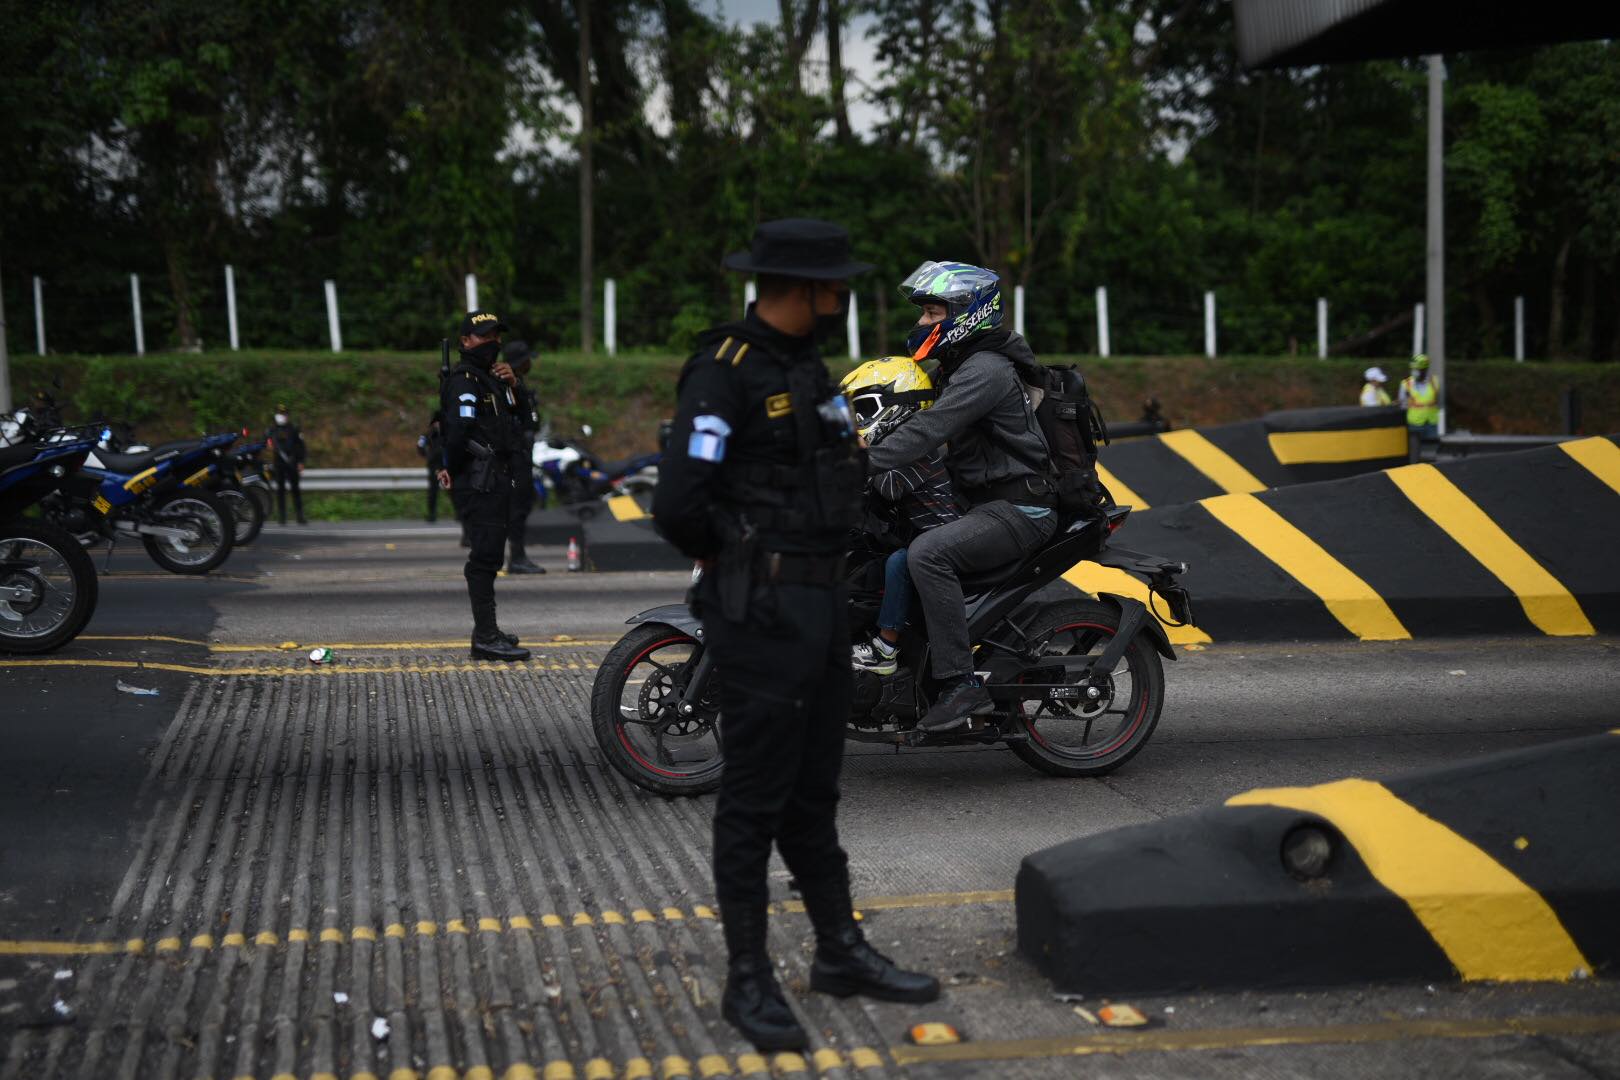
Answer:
[
  {"left": 1427, "top": 55, "right": 1447, "bottom": 432},
  {"left": 578, "top": 0, "right": 594, "bottom": 353},
  {"left": 1204, "top": 291, "right": 1216, "bottom": 359},
  {"left": 604, "top": 278, "right": 617, "bottom": 356},
  {"left": 744, "top": 280, "right": 757, "bottom": 309},
  {"left": 130, "top": 274, "right": 145, "bottom": 356},
  {"left": 1413, "top": 303, "right": 1424, "bottom": 358},
  {"left": 324, "top": 279, "right": 342, "bottom": 353},
  {"left": 225, "top": 264, "right": 240, "bottom": 351},
  {"left": 846, "top": 291, "right": 860, "bottom": 360},
  {"left": 1095, "top": 286, "right": 1110, "bottom": 358},
  {"left": 34, "top": 275, "right": 45, "bottom": 355},
  {"left": 0, "top": 253, "right": 10, "bottom": 412},
  {"left": 465, "top": 272, "right": 478, "bottom": 312},
  {"left": 1317, "top": 298, "right": 1327, "bottom": 359},
  {"left": 1514, "top": 296, "right": 1524, "bottom": 362},
  {"left": 1014, "top": 284, "right": 1026, "bottom": 337}
]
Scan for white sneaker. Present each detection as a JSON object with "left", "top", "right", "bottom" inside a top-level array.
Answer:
[{"left": 852, "top": 636, "right": 899, "bottom": 676}]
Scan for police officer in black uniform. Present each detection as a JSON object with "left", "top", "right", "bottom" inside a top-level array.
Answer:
[
  {"left": 267, "top": 404, "right": 307, "bottom": 525},
  {"left": 440, "top": 310, "right": 531, "bottom": 661},
  {"left": 653, "top": 220, "right": 939, "bottom": 1052},
  {"left": 501, "top": 339, "right": 545, "bottom": 574}
]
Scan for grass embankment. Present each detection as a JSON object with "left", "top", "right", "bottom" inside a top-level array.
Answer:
[{"left": 13, "top": 350, "right": 1619, "bottom": 470}]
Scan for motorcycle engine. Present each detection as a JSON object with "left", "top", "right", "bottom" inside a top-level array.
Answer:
[{"left": 848, "top": 669, "right": 884, "bottom": 725}]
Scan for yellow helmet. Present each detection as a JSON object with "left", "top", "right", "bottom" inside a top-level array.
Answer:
[{"left": 839, "top": 356, "right": 936, "bottom": 440}]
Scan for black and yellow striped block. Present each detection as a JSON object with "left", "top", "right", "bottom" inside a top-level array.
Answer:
[
  {"left": 1073, "top": 435, "right": 1620, "bottom": 642},
  {"left": 1017, "top": 730, "right": 1619, "bottom": 995},
  {"left": 1097, "top": 405, "right": 1409, "bottom": 510}
]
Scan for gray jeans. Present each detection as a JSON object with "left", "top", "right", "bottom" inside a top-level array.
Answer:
[{"left": 907, "top": 500, "right": 1059, "bottom": 681}]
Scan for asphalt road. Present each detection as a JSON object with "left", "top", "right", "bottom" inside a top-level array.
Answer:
[{"left": 2, "top": 522, "right": 1617, "bottom": 1079}]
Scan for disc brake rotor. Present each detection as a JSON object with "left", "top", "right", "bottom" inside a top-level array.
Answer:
[
  {"left": 0, "top": 570, "right": 45, "bottom": 620},
  {"left": 637, "top": 668, "right": 712, "bottom": 736}
]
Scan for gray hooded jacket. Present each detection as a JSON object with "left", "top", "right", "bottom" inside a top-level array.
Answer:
[{"left": 866, "top": 330, "right": 1050, "bottom": 501}]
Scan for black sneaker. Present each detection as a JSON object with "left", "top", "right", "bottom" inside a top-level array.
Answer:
[
  {"left": 506, "top": 556, "right": 546, "bottom": 574},
  {"left": 917, "top": 679, "right": 993, "bottom": 734}
]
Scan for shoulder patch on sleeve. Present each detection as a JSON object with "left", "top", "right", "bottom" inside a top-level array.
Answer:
[
  {"left": 687, "top": 414, "right": 731, "bottom": 462},
  {"left": 458, "top": 393, "right": 477, "bottom": 402}
]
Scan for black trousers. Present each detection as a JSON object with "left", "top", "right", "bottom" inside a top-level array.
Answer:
[
  {"left": 451, "top": 481, "right": 511, "bottom": 635},
  {"left": 426, "top": 466, "right": 441, "bottom": 521},
  {"left": 699, "top": 576, "right": 853, "bottom": 930},
  {"left": 507, "top": 454, "right": 536, "bottom": 554},
  {"left": 274, "top": 464, "right": 304, "bottom": 523}
]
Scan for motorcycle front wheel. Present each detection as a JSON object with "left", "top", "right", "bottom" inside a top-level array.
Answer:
[
  {"left": 1008, "top": 599, "right": 1166, "bottom": 777},
  {"left": 0, "top": 520, "right": 99, "bottom": 654},
  {"left": 216, "top": 485, "right": 264, "bottom": 545},
  {"left": 142, "top": 491, "right": 235, "bottom": 574},
  {"left": 591, "top": 622, "right": 724, "bottom": 796}
]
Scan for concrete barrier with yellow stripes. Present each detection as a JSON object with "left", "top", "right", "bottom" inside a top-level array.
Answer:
[
  {"left": 1068, "top": 435, "right": 1620, "bottom": 643},
  {"left": 1017, "top": 730, "right": 1620, "bottom": 994},
  {"left": 1097, "top": 405, "right": 1410, "bottom": 511}
]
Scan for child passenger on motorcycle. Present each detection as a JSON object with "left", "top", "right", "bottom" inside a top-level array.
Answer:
[{"left": 841, "top": 357, "right": 961, "bottom": 676}]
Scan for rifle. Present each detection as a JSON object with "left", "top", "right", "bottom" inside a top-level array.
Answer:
[{"left": 440, "top": 338, "right": 451, "bottom": 381}]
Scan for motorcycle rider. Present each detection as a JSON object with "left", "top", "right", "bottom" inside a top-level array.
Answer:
[
  {"left": 501, "top": 339, "right": 546, "bottom": 574},
  {"left": 266, "top": 404, "right": 307, "bottom": 525},
  {"left": 865, "top": 261, "right": 1058, "bottom": 734},
  {"left": 652, "top": 219, "right": 939, "bottom": 1052},
  {"left": 840, "top": 356, "right": 959, "bottom": 675},
  {"left": 439, "top": 310, "right": 530, "bottom": 662}
]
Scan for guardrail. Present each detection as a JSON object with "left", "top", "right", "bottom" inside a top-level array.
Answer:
[
  {"left": 300, "top": 467, "right": 426, "bottom": 491},
  {"left": 1436, "top": 433, "right": 1579, "bottom": 458}
]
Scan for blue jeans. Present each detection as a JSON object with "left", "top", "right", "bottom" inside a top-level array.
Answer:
[{"left": 877, "top": 548, "right": 913, "bottom": 633}]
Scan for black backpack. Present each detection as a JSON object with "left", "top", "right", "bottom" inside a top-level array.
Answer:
[{"left": 993, "top": 358, "right": 1113, "bottom": 517}]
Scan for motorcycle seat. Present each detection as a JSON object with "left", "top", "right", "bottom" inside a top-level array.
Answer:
[
  {"left": 94, "top": 439, "right": 205, "bottom": 474},
  {"left": 598, "top": 455, "right": 646, "bottom": 477},
  {"left": 0, "top": 442, "right": 43, "bottom": 473}
]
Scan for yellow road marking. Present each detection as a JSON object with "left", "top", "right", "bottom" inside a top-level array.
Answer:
[
  {"left": 608, "top": 494, "right": 648, "bottom": 522},
  {"left": 1094, "top": 463, "right": 1149, "bottom": 510},
  {"left": 1159, "top": 429, "right": 1267, "bottom": 494},
  {"left": 1267, "top": 426, "right": 1408, "bottom": 465},
  {"left": 0, "top": 890, "right": 1017, "bottom": 959},
  {"left": 1387, "top": 464, "right": 1595, "bottom": 637},
  {"left": 1559, "top": 435, "right": 1620, "bottom": 497},
  {"left": 890, "top": 1013, "right": 1620, "bottom": 1066},
  {"left": 1229, "top": 779, "right": 1589, "bottom": 981},
  {"left": 1201, "top": 494, "right": 1411, "bottom": 641},
  {"left": 1061, "top": 562, "right": 1212, "bottom": 645}
]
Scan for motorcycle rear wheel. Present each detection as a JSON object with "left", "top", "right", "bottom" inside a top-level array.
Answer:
[
  {"left": 217, "top": 485, "right": 264, "bottom": 545},
  {"left": 1008, "top": 599, "right": 1165, "bottom": 777},
  {"left": 142, "top": 491, "right": 235, "bottom": 575},
  {"left": 0, "top": 520, "right": 99, "bottom": 654},
  {"left": 591, "top": 622, "right": 724, "bottom": 796}
]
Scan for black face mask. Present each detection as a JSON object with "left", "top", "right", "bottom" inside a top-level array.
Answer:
[
  {"left": 462, "top": 340, "right": 502, "bottom": 369},
  {"left": 810, "top": 287, "right": 851, "bottom": 346}
]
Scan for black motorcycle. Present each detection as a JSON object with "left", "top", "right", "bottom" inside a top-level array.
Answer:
[{"left": 591, "top": 505, "right": 1195, "bottom": 796}]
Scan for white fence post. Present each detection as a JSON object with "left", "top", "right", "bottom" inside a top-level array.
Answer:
[
  {"left": 1095, "top": 286, "right": 1110, "bottom": 358},
  {"left": 1514, "top": 296, "right": 1525, "bottom": 362},
  {"left": 1316, "top": 298, "right": 1328, "bottom": 359},
  {"left": 130, "top": 274, "right": 145, "bottom": 356},
  {"left": 33, "top": 276, "right": 45, "bottom": 355},
  {"left": 225, "top": 265, "right": 241, "bottom": 351},
  {"left": 1204, "top": 291, "right": 1216, "bottom": 359},
  {"left": 604, "top": 278, "right": 617, "bottom": 356},
  {"left": 846, "top": 291, "right": 860, "bottom": 360},
  {"left": 464, "top": 272, "right": 478, "bottom": 312},
  {"left": 1413, "top": 303, "right": 1424, "bottom": 358},
  {"left": 1014, "top": 284, "right": 1026, "bottom": 337},
  {"left": 744, "top": 280, "right": 757, "bottom": 308},
  {"left": 324, "top": 280, "right": 342, "bottom": 353}
]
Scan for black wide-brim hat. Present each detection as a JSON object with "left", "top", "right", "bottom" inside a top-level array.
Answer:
[{"left": 723, "top": 218, "right": 874, "bottom": 280}]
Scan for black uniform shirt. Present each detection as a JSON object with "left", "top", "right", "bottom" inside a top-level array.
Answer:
[
  {"left": 266, "top": 422, "right": 306, "bottom": 466},
  {"left": 440, "top": 361, "right": 518, "bottom": 478},
  {"left": 653, "top": 309, "right": 848, "bottom": 560}
]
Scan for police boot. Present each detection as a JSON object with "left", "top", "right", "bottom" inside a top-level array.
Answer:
[
  {"left": 800, "top": 875, "right": 940, "bottom": 1004},
  {"left": 719, "top": 904, "right": 807, "bottom": 1052},
  {"left": 471, "top": 604, "right": 530, "bottom": 662},
  {"left": 506, "top": 540, "right": 545, "bottom": 574}
]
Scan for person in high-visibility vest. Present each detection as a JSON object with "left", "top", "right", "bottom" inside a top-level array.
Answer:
[
  {"left": 1359, "top": 366, "right": 1391, "bottom": 407},
  {"left": 1399, "top": 354, "right": 1440, "bottom": 439}
]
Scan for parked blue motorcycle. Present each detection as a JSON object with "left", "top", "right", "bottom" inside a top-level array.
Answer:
[{"left": 0, "top": 435, "right": 101, "bottom": 653}]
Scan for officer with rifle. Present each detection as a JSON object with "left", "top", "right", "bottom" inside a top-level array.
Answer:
[
  {"left": 653, "top": 220, "right": 939, "bottom": 1052},
  {"left": 439, "top": 310, "right": 530, "bottom": 661}
]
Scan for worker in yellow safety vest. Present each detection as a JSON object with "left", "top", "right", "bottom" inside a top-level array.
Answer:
[
  {"left": 1359, "top": 366, "right": 1391, "bottom": 407},
  {"left": 1398, "top": 354, "right": 1440, "bottom": 440}
]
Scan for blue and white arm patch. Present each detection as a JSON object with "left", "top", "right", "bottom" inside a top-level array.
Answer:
[
  {"left": 458, "top": 392, "right": 477, "bottom": 419},
  {"left": 687, "top": 414, "right": 732, "bottom": 463}
]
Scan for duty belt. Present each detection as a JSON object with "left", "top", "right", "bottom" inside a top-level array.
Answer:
[{"left": 754, "top": 550, "right": 846, "bottom": 587}]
